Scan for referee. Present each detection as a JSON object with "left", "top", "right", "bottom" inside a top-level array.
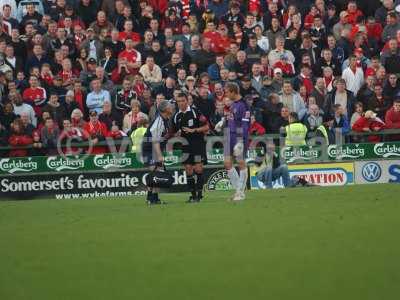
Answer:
[
  {"left": 172, "top": 93, "right": 209, "bottom": 202},
  {"left": 141, "top": 100, "right": 174, "bottom": 205}
]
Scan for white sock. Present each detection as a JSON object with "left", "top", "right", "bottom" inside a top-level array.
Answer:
[
  {"left": 227, "top": 168, "right": 239, "bottom": 190},
  {"left": 238, "top": 169, "right": 248, "bottom": 192}
]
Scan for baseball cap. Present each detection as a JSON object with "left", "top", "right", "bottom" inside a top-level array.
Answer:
[
  {"left": 66, "top": 90, "right": 74, "bottom": 97},
  {"left": 274, "top": 68, "right": 283, "bottom": 75},
  {"left": 340, "top": 11, "right": 349, "bottom": 18},
  {"left": 88, "top": 58, "right": 97, "bottom": 64}
]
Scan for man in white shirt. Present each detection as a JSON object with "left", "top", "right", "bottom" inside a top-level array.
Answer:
[
  {"left": 11, "top": 91, "right": 37, "bottom": 126},
  {"left": 342, "top": 55, "right": 364, "bottom": 95},
  {"left": 139, "top": 55, "right": 162, "bottom": 86}
]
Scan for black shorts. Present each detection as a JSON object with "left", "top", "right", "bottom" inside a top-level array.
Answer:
[{"left": 182, "top": 140, "right": 207, "bottom": 165}]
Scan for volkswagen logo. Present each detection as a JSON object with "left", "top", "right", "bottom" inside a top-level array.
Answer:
[{"left": 362, "top": 162, "right": 382, "bottom": 182}]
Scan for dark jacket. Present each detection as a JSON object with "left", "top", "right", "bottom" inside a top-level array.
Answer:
[{"left": 324, "top": 89, "right": 355, "bottom": 119}]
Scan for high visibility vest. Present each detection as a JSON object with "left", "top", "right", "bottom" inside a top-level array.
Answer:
[
  {"left": 316, "top": 125, "right": 329, "bottom": 145},
  {"left": 285, "top": 122, "right": 308, "bottom": 146},
  {"left": 131, "top": 127, "right": 147, "bottom": 153}
]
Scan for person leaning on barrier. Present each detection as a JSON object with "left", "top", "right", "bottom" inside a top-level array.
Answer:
[
  {"left": 284, "top": 112, "right": 308, "bottom": 146},
  {"left": 253, "top": 143, "right": 310, "bottom": 188}
]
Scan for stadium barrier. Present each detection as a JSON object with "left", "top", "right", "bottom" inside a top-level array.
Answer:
[{"left": 1, "top": 141, "right": 399, "bottom": 199}]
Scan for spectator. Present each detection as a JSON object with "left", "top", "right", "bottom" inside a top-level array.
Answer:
[
  {"left": 375, "top": 0, "right": 395, "bottom": 25},
  {"left": 118, "top": 38, "right": 141, "bottom": 69},
  {"left": 351, "top": 101, "right": 365, "bottom": 128},
  {"left": 342, "top": 55, "right": 364, "bottom": 95},
  {"left": 42, "top": 93, "right": 67, "bottom": 127},
  {"left": 100, "top": 48, "right": 118, "bottom": 77},
  {"left": 383, "top": 74, "right": 400, "bottom": 100},
  {"left": 8, "top": 119, "right": 33, "bottom": 157},
  {"left": 80, "top": 28, "right": 105, "bottom": 62},
  {"left": 352, "top": 110, "right": 386, "bottom": 143},
  {"left": 0, "top": 102, "right": 17, "bottom": 130},
  {"left": 385, "top": 99, "right": 400, "bottom": 138},
  {"left": 20, "top": 111, "right": 35, "bottom": 136},
  {"left": 279, "top": 81, "right": 307, "bottom": 121},
  {"left": 331, "top": 104, "right": 350, "bottom": 136},
  {"left": 122, "top": 99, "right": 148, "bottom": 134},
  {"left": 207, "top": 55, "right": 226, "bottom": 82},
  {"left": 268, "top": 35, "right": 295, "bottom": 67},
  {"left": 83, "top": 110, "right": 109, "bottom": 154},
  {"left": 249, "top": 115, "right": 265, "bottom": 136},
  {"left": 99, "top": 100, "right": 122, "bottom": 130},
  {"left": 11, "top": 91, "right": 37, "bottom": 126},
  {"left": 357, "top": 75, "right": 376, "bottom": 108},
  {"left": 380, "top": 38, "right": 400, "bottom": 74},
  {"left": 324, "top": 78, "right": 355, "bottom": 119},
  {"left": 368, "top": 84, "right": 391, "bottom": 120},
  {"left": 232, "top": 50, "right": 250, "bottom": 78},
  {"left": 382, "top": 11, "right": 400, "bottom": 42},
  {"left": 192, "top": 38, "right": 216, "bottom": 73},
  {"left": 115, "top": 78, "right": 137, "bottom": 114},
  {"left": 86, "top": 78, "right": 111, "bottom": 114},
  {"left": 304, "top": 104, "right": 324, "bottom": 132},
  {"left": 22, "top": 75, "right": 47, "bottom": 116},
  {"left": 139, "top": 55, "right": 162, "bottom": 86},
  {"left": 41, "top": 118, "right": 60, "bottom": 155}
]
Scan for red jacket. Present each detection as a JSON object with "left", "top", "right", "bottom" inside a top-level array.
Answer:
[
  {"left": 8, "top": 134, "right": 33, "bottom": 157},
  {"left": 347, "top": 9, "right": 363, "bottom": 25},
  {"left": 304, "top": 14, "right": 315, "bottom": 30},
  {"left": 366, "top": 23, "right": 383, "bottom": 41},
  {"left": 83, "top": 121, "right": 109, "bottom": 154},
  {"left": 352, "top": 116, "right": 386, "bottom": 143},
  {"left": 249, "top": 121, "right": 266, "bottom": 136},
  {"left": 203, "top": 31, "right": 226, "bottom": 53},
  {"left": 385, "top": 108, "right": 400, "bottom": 129},
  {"left": 148, "top": 0, "right": 168, "bottom": 15}
]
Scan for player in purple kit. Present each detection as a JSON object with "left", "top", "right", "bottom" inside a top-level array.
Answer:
[{"left": 217, "top": 82, "right": 250, "bottom": 201}]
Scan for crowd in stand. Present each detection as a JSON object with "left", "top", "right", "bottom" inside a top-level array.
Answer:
[{"left": 1, "top": 0, "right": 400, "bottom": 157}]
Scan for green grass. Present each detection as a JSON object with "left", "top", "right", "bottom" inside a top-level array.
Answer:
[{"left": 1, "top": 184, "right": 400, "bottom": 300}]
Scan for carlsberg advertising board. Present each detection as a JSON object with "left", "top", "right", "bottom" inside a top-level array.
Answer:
[{"left": 1, "top": 143, "right": 400, "bottom": 175}]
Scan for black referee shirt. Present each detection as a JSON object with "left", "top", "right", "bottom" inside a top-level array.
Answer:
[{"left": 172, "top": 106, "right": 208, "bottom": 140}]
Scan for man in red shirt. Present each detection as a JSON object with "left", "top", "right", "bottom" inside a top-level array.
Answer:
[
  {"left": 22, "top": 75, "right": 47, "bottom": 117},
  {"left": 83, "top": 110, "right": 109, "bottom": 154},
  {"left": 118, "top": 38, "right": 142, "bottom": 75},
  {"left": 202, "top": 21, "right": 224, "bottom": 54},
  {"left": 118, "top": 19, "right": 141, "bottom": 45},
  {"left": 385, "top": 99, "right": 400, "bottom": 140},
  {"left": 347, "top": 1, "right": 364, "bottom": 25}
]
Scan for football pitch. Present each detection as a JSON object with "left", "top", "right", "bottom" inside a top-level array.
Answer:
[{"left": 1, "top": 184, "right": 400, "bottom": 300}]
